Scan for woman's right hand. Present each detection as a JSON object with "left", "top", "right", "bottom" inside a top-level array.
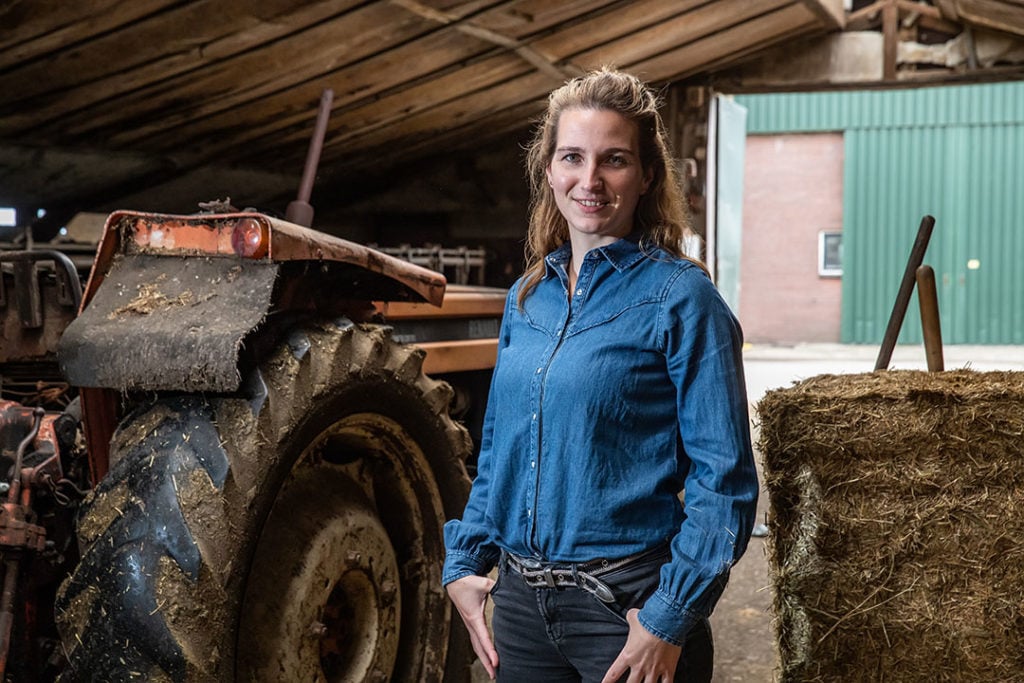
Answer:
[{"left": 446, "top": 574, "right": 499, "bottom": 679}]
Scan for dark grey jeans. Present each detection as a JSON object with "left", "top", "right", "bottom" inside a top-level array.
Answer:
[{"left": 489, "top": 551, "right": 713, "bottom": 683}]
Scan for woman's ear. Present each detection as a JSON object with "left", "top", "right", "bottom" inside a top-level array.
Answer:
[{"left": 545, "top": 165, "right": 554, "bottom": 188}]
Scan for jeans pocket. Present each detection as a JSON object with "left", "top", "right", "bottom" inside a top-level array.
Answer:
[
  {"left": 589, "top": 550, "right": 671, "bottom": 623},
  {"left": 489, "top": 556, "right": 509, "bottom": 597}
]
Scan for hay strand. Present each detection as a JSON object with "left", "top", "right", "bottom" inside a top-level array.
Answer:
[{"left": 757, "top": 370, "right": 1024, "bottom": 682}]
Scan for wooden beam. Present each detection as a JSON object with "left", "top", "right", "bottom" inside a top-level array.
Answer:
[
  {"left": 309, "top": 1, "right": 794, "bottom": 159},
  {"left": 846, "top": 0, "right": 886, "bottom": 25},
  {"left": 896, "top": 0, "right": 945, "bottom": 20},
  {"left": 798, "top": 0, "right": 846, "bottom": 29},
  {"left": 89, "top": 0, "right": 540, "bottom": 150},
  {"left": 633, "top": 3, "right": 821, "bottom": 81},
  {"left": 0, "top": 0, "right": 179, "bottom": 62},
  {"left": 932, "top": 0, "right": 961, "bottom": 21},
  {"left": 954, "top": 0, "right": 1024, "bottom": 38},
  {"left": 883, "top": 0, "right": 899, "bottom": 79},
  {"left": 323, "top": 100, "right": 545, "bottom": 178},
  {"left": 390, "top": 0, "right": 580, "bottom": 80},
  {"left": 568, "top": 0, "right": 793, "bottom": 70},
  {"left": 182, "top": 0, "right": 713, "bottom": 163},
  {"left": 123, "top": 31, "right": 502, "bottom": 152},
  {"left": 0, "top": 0, "right": 366, "bottom": 130},
  {"left": 316, "top": 1, "right": 825, "bottom": 165},
  {"left": 327, "top": 3, "right": 838, "bottom": 176}
]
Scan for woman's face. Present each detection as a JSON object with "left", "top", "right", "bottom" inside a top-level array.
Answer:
[{"left": 546, "top": 107, "right": 652, "bottom": 245}]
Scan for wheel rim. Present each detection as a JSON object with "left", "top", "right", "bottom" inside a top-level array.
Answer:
[{"left": 238, "top": 412, "right": 450, "bottom": 682}]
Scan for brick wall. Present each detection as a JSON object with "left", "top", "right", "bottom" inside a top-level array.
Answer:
[{"left": 738, "top": 133, "right": 843, "bottom": 343}]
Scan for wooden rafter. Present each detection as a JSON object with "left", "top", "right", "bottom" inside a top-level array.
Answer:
[
  {"left": 390, "top": 0, "right": 582, "bottom": 81},
  {"left": 798, "top": 0, "right": 846, "bottom": 29}
]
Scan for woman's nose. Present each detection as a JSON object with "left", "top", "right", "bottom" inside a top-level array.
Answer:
[{"left": 581, "top": 163, "right": 603, "bottom": 189}]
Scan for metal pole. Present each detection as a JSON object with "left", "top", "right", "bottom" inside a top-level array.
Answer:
[
  {"left": 286, "top": 89, "right": 335, "bottom": 228},
  {"left": 874, "top": 215, "right": 935, "bottom": 370}
]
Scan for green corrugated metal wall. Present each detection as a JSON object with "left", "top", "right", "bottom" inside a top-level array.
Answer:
[{"left": 737, "top": 83, "right": 1024, "bottom": 344}]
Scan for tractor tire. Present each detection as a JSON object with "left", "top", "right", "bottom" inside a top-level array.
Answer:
[{"left": 55, "top": 320, "right": 474, "bottom": 682}]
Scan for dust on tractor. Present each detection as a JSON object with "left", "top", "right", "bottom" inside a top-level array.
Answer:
[
  {"left": 0, "top": 203, "right": 503, "bottom": 682},
  {"left": 0, "top": 92, "right": 503, "bottom": 679}
]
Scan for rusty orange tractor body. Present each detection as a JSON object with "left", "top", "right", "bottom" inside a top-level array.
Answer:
[{"left": 0, "top": 208, "right": 504, "bottom": 681}]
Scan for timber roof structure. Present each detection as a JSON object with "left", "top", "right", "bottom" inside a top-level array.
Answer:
[{"left": 1, "top": 0, "right": 1022, "bottom": 223}]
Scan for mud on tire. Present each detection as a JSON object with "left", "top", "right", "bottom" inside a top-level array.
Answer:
[{"left": 56, "top": 321, "right": 473, "bottom": 682}]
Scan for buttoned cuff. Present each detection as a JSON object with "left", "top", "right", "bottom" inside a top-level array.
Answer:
[
  {"left": 442, "top": 549, "right": 499, "bottom": 587},
  {"left": 637, "top": 589, "right": 703, "bottom": 646}
]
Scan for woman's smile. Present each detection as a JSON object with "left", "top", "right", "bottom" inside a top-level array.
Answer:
[{"left": 546, "top": 107, "right": 652, "bottom": 249}]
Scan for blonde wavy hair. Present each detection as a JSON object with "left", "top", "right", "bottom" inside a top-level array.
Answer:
[{"left": 518, "top": 67, "right": 696, "bottom": 307}]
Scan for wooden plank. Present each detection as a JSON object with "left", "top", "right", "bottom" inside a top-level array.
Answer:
[
  {"left": 471, "top": 0, "right": 626, "bottom": 39},
  {"left": 251, "top": 68, "right": 553, "bottom": 170},
  {"left": 392, "top": 0, "right": 580, "bottom": 79},
  {"left": 214, "top": 0, "right": 816, "bottom": 170},
  {"left": 124, "top": 0, "right": 609, "bottom": 147},
  {"left": 627, "top": 3, "right": 821, "bottom": 81},
  {"left": 0, "top": 0, "right": 368, "bottom": 133},
  {"left": 530, "top": 0, "right": 711, "bottom": 60},
  {"left": 113, "top": 0, "right": 604, "bottom": 149},
  {"left": 0, "top": 0, "right": 362, "bottom": 115},
  {"left": 258, "top": 0, "right": 765, "bottom": 158},
  {"left": 883, "top": 0, "right": 898, "bottom": 79},
  {"left": 136, "top": 0, "right": 689, "bottom": 161},
  {"left": 321, "top": 99, "right": 544, "bottom": 175},
  {"left": 954, "top": 0, "right": 1024, "bottom": 37},
  {"left": 896, "top": 0, "right": 945, "bottom": 20},
  {"left": 566, "top": 0, "right": 794, "bottom": 69},
  {"left": 0, "top": 0, "right": 179, "bottom": 61},
  {"left": 932, "top": 0, "right": 961, "bottom": 21},
  {"left": 797, "top": 0, "right": 846, "bottom": 29},
  {"left": 699, "top": 15, "right": 826, "bottom": 79},
  {"left": 128, "top": 0, "right": 679, "bottom": 161},
  {"left": 311, "top": 55, "right": 533, "bottom": 147},
  {"left": 315, "top": 2, "right": 818, "bottom": 164},
  {"left": 37, "top": 3, "right": 440, "bottom": 140},
  {"left": 123, "top": 31, "right": 499, "bottom": 153},
  {"left": 14, "top": 1, "right": 515, "bottom": 141},
  {"left": 297, "top": 67, "right": 554, "bottom": 163}
]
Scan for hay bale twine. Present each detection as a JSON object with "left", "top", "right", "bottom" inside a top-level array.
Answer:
[{"left": 757, "top": 370, "right": 1024, "bottom": 683}]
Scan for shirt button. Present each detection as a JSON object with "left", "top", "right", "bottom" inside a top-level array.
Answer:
[
  {"left": 530, "top": 461, "right": 535, "bottom": 468},
  {"left": 532, "top": 413, "right": 537, "bottom": 420},
  {"left": 527, "top": 509, "right": 532, "bottom": 516},
  {"left": 536, "top": 367, "right": 542, "bottom": 374},
  {"left": 575, "top": 288, "right": 583, "bottom": 296}
]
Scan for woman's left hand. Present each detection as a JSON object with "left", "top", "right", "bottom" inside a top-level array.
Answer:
[{"left": 600, "top": 608, "right": 682, "bottom": 683}]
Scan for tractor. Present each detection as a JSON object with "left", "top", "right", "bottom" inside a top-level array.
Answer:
[{"left": 0, "top": 95, "right": 503, "bottom": 682}]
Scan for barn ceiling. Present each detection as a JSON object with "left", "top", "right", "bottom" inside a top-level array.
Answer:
[
  {"left": 0, "top": 0, "right": 845, "bottom": 227},
  {"left": 2, "top": 0, "right": 1021, "bottom": 232}
]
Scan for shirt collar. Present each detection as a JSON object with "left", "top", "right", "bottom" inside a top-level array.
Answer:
[{"left": 544, "top": 234, "right": 649, "bottom": 276}]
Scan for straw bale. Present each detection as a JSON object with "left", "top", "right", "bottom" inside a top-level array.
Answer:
[{"left": 757, "top": 370, "right": 1024, "bottom": 682}]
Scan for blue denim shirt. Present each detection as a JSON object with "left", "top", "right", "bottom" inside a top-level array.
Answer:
[{"left": 442, "top": 236, "right": 758, "bottom": 645}]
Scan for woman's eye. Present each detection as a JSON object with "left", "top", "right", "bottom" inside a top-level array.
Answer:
[
  {"left": 561, "top": 152, "right": 581, "bottom": 163},
  {"left": 606, "top": 155, "right": 627, "bottom": 166}
]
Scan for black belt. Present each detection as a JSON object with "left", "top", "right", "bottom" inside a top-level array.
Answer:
[{"left": 503, "top": 544, "right": 667, "bottom": 604}]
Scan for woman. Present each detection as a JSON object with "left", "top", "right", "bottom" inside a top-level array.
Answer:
[{"left": 443, "top": 68, "right": 758, "bottom": 683}]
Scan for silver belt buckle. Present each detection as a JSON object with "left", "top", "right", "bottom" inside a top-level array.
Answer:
[{"left": 542, "top": 566, "right": 557, "bottom": 587}]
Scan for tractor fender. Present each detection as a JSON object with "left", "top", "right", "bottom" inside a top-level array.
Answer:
[{"left": 57, "top": 253, "right": 278, "bottom": 393}]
